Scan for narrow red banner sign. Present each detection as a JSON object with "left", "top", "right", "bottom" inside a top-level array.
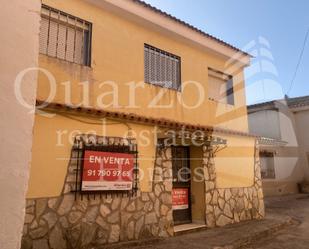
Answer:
[{"left": 172, "top": 188, "right": 189, "bottom": 210}]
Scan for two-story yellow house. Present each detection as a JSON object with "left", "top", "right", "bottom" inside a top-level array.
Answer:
[{"left": 22, "top": 0, "right": 264, "bottom": 248}]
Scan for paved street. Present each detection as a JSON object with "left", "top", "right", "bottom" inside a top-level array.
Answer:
[
  {"left": 102, "top": 194, "right": 309, "bottom": 249},
  {"left": 251, "top": 194, "right": 309, "bottom": 249}
]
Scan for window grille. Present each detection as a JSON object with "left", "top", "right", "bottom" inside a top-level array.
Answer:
[
  {"left": 208, "top": 68, "right": 234, "bottom": 105},
  {"left": 260, "top": 151, "right": 275, "bottom": 179},
  {"left": 144, "top": 44, "right": 181, "bottom": 90},
  {"left": 72, "top": 135, "right": 139, "bottom": 199},
  {"left": 39, "top": 4, "right": 91, "bottom": 66}
]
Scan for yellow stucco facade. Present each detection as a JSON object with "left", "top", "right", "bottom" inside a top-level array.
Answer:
[
  {"left": 28, "top": 0, "right": 256, "bottom": 198},
  {"left": 215, "top": 133, "right": 255, "bottom": 188},
  {"left": 28, "top": 113, "right": 159, "bottom": 197}
]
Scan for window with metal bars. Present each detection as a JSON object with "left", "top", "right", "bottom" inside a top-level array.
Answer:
[
  {"left": 144, "top": 44, "right": 181, "bottom": 90},
  {"left": 39, "top": 4, "right": 92, "bottom": 66},
  {"left": 260, "top": 151, "right": 275, "bottom": 179}
]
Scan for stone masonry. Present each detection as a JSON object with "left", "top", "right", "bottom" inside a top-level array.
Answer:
[
  {"left": 203, "top": 140, "right": 265, "bottom": 227},
  {"left": 22, "top": 136, "right": 265, "bottom": 248},
  {"left": 21, "top": 141, "right": 173, "bottom": 249}
]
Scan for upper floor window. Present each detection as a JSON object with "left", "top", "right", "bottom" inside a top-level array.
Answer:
[
  {"left": 144, "top": 44, "right": 181, "bottom": 91},
  {"left": 208, "top": 68, "right": 234, "bottom": 105},
  {"left": 39, "top": 5, "right": 92, "bottom": 66}
]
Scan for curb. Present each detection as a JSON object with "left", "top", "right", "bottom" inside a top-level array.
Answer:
[{"left": 97, "top": 237, "right": 164, "bottom": 249}]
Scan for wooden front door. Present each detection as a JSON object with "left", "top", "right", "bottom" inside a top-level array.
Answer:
[{"left": 172, "top": 146, "right": 191, "bottom": 225}]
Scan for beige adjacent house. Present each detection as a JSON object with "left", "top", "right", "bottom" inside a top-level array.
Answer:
[
  {"left": 247, "top": 95, "right": 309, "bottom": 196},
  {"left": 0, "top": 1, "right": 40, "bottom": 249}
]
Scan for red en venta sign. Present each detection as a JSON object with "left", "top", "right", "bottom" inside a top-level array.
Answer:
[{"left": 81, "top": 150, "right": 134, "bottom": 191}]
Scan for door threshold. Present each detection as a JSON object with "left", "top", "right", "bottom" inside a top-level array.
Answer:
[{"left": 174, "top": 223, "right": 207, "bottom": 235}]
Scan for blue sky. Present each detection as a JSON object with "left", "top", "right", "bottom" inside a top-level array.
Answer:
[{"left": 144, "top": 0, "right": 309, "bottom": 105}]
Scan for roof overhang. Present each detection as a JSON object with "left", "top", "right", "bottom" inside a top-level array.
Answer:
[
  {"left": 258, "top": 137, "right": 288, "bottom": 147},
  {"left": 36, "top": 100, "right": 257, "bottom": 138},
  {"left": 85, "top": 0, "right": 251, "bottom": 67},
  {"left": 289, "top": 104, "right": 309, "bottom": 112}
]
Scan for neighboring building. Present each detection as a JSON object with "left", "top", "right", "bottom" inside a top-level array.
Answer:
[
  {"left": 22, "top": 0, "right": 264, "bottom": 248},
  {"left": 0, "top": 0, "right": 40, "bottom": 249},
  {"left": 248, "top": 95, "right": 309, "bottom": 196}
]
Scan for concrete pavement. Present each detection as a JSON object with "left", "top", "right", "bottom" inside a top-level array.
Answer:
[
  {"left": 251, "top": 194, "right": 309, "bottom": 249},
  {"left": 101, "top": 195, "right": 309, "bottom": 249}
]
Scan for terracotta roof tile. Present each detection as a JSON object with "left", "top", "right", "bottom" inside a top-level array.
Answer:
[
  {"left": 131, "top": 0, "right": 250, "bottom": 57},
  {"left": 36, "top": 100, "right": 257, "bottom": 138},
  {"left": 287, "top": 95, "right": 309, "bottom": 108}
]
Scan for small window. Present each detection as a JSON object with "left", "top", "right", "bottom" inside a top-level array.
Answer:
[
  {"left": 260, "top": 151, "right": 275, "bottom": 179},
  {"left": 39, "top": 5, "right": 91, "bottom": 66},
  {"left": 144, "top": 44, "right": 181, "bottom": 90},
  {"left": 208, "top": 68, "right": 234, "bottom": 105}
]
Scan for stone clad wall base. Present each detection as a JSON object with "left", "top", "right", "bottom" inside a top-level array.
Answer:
[
  {"left": 22, "top": 140, "right": 265, "bottom": 248},
  {"left": 21, "top": 146, "right": 173, "bottom": 249},
  {"left": 204, "top": 141, "right": 265, "bottom": 228}
]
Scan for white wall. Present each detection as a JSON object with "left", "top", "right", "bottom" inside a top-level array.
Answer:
[
  {"left": 274, "top": 106, "right": 301, "bottom": 180},
  {"left": 278, "top": 108, "right": 298, "bottom": 147},
  {"left": 248, "top": 102, "right": 304, "bottom": 196},
  {"left": 294, "top": 109, "right": 309, "bottom": 179},
  {"left": 248, "top": 109, "right": 281, "bottom": 139},
  {"left": 273, "top": 156, "right": 299, "bottom": 180},
  {"left": 294, "top": 109, "right": 309, "bottom": 150},
  {"left": 0, "top": 1, "right": 40, "bottom": 248}
]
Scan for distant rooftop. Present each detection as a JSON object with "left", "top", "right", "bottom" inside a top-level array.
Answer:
[
  {"left": 247, "top": 95, "right": 309, "bottom": 110},
  {"left": 286, "top": 95, "right": 309, "bottom": 108}
]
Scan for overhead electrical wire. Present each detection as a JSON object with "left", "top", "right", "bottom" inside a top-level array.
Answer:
[{"left": 287, "top": 28, "right": 309, "bottom": 95}]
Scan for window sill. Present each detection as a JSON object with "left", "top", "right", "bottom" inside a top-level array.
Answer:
[
  {"left": 39, "top": 53, "right": 92, "bottom": 69},
  {"left": 145, "top": 81, "right": 181, "bottom": 92},
  {"left": 208, "top": 98, "right": 235, "bottom": 107}
]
